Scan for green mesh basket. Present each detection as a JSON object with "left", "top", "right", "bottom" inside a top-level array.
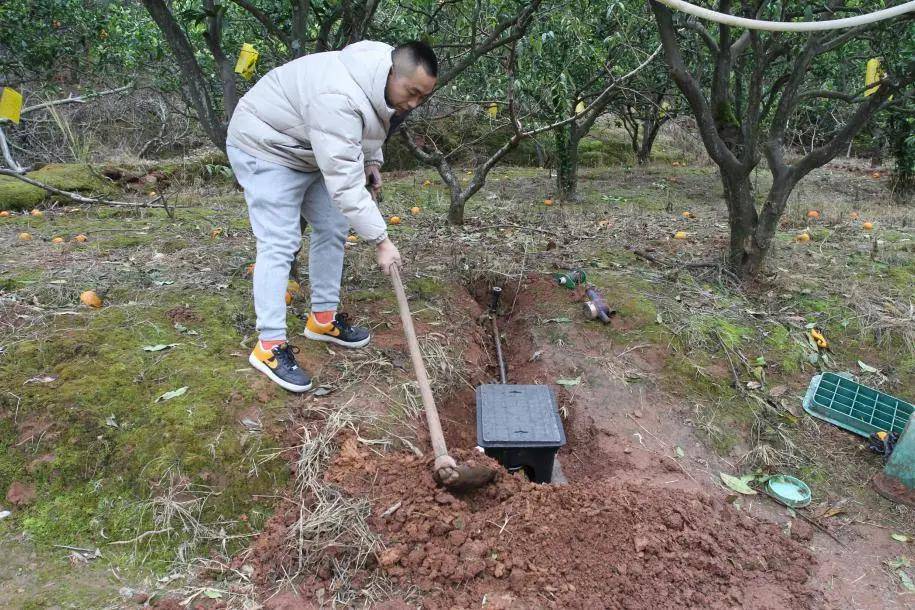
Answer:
[{"left": 803, "top": 372, "right": 913, "bottom": 437}]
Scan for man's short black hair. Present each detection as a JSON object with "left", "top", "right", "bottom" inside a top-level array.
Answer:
[{"left": 393, "top": 41, "right": 438, "bottom": 78}]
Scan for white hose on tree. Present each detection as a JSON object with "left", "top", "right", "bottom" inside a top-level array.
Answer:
[{"left": 653, "top": 0, "right": 915, "bottom": 32}]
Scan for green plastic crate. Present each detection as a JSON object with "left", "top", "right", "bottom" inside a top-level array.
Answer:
[{"left": 803, "top": 372, "right": 913, "bottom": 437}]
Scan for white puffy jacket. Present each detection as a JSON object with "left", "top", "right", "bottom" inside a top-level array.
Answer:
[{"left": 227, "top": 41, "right": 394, "bottom": 243}]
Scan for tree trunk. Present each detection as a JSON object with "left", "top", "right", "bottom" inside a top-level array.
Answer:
[
  {"left": 555, "top": 125, "right": 579, "bottom": 200},
  {"left": 448, "top": 195, "right": 467, "bottom": 225},
  {"left": 721, "top": 168, "right": 795, "bottom": 277},
  {"left": 637, "top": 118, "right": 658, "bottom": 164},
  {"left": 141, "top": 0, "right": 226, "bottom": 149}
]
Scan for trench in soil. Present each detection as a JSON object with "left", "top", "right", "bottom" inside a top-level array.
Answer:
[{"left": 435, "top": 277, "right": 577, "bottom": 484}]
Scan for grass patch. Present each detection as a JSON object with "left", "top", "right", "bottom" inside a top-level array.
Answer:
[{"left": 0, "top": 289, "right": 288, "bottom": 567}]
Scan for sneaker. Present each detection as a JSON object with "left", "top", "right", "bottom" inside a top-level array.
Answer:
[
  {"left": 248, "top": 342, "right": 313, "bottom": 392},
  {"left": 303, "top": 312, "right": 370, "bottom": 349}
]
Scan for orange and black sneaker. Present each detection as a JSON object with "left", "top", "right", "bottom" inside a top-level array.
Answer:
[
  {"left": 248, "top": 342, "right": 313, "bottom": 392},
  {"left": 303, "top": 312, "right": 370, "bottom": 349}
]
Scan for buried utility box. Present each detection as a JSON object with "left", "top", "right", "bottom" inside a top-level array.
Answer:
[{"left": 476, "top": 384, "right": 566, "bottom": 483}]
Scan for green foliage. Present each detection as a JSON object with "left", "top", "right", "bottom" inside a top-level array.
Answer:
[{"left": 0, "top": 0, "right": 158, "bottom": 82}]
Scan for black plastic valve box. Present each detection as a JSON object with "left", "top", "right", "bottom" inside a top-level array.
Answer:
[{"left": 475, "top": 384, "right": 566, "bottom": 483}]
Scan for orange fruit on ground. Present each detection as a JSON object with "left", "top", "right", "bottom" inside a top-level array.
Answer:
[
  {"left": 682, "top": 211, "right": 694, "bottom": 219},
  {"left": 18, "top": 232, "right": 32, "bottom": 241},
  {"left": 346, "top": 235, "right": 358, "bottom": 243},
  {"left": 422, "top": 180, "right": 432, "bottom": 187},
  {"left": 850, "top": 211, "right": 859, "bottom": 220},
  {"left": 389, "top": 216, "right": 402, "bottom": 225},
  {"left": 796, "top": 232, "right": 811, "bottom": 243},
  {"left": 673, "top": 231, "right": 688, "bottom": 240},
  {"left": 149, "top": 191, "right": 157, "bottom": 197},
  {"left": 410, "top": 206, "right": 421, "bottom": 215},
  {"left": 79, "top": 290, "right": 102, "bottom": 308},
  {"left": 544, "top": 198, "right": 554, "bottom": 206},
  {"left": 31, "top": 209, "right": 43, "bottom": 217},
  {"left": 52, "top": 237, "right": 64, "bottom": 244},
  {"left": 0, "top": 210, "right": 10, "bottom": 217},
  {"left": 871, "top": 172, "right": 881, "bottom": 179},
  {"left": 806, "top": 210, "right": 819, "bottom": 219},
  {"left": 72, "top": 234, "right": 88, "bottom": 242},
  {"left": 210, "top": 228, "right": 222, "bottom": 239},
  {"left": 285, "top": 291, "right": 293, "bottom": 306},
  {"left": 863, "top": 222, "right": 874, "bottom": 231}
]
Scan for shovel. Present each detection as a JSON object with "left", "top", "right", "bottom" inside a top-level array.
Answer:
[{"left": 389, "top": 266, "right": 496, "bottom": 491}]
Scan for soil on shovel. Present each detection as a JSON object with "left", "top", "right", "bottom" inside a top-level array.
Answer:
[{"left": 318, "top": 440, "right": 816, "bottom": 609}]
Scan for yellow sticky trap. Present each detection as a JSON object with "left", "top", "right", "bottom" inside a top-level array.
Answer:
[
  {"left": 865, "top": 58, "right": 883, "bottom": 97},
  {"left": 575, "top": 100, "right": 585, "bottom": 114},
  {"left": 234, "top": 43, "right": 259, "bottom": 81},
  {"left": 486, "top": 104, "right": 498, "bottom": 118},
  {"left": 0, "top": 87, "right": 23, "bottom": 124}
]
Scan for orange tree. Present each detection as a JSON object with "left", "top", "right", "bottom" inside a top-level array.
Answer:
[{"left": 650, "top": 0, "right": 915, "bottom": 278}]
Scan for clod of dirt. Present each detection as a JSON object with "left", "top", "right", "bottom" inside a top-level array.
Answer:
[
  {"left": 5, "top": 481, "right": 36, "bottom": 506},
  {"left": 322, "top": 443, "right": 816, "bottom": 609}
]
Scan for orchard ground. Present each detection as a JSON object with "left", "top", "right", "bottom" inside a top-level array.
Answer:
[{"left": 1, "top": 129, "right": 914, "bottom": 608}]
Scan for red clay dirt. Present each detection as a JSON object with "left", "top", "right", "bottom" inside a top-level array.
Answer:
[
  {"left": 232, "top": 276, "right": 827, "bottom": 608},
  {"left": 322, "top": 441, "right": 816, "bottom": 609}
]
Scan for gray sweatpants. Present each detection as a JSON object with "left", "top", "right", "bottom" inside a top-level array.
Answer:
[{"left": 227, "top": 145, "right": 349, "bottom": 341}]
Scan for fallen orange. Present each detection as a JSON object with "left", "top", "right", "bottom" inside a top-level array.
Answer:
[
  {"left": 410, "top": 206, "right": 421, "bottom": 215},
  {"left": 0, "top": 210, "right": 10, "bottom": 217},
  {"left": 544, "top": 198, "right": 554, "bottom": 206},
  {"left": 863, "top": 222, "right": 874, "bottom": 231},
  {"left": 72, "top": 234, "right": 88, "bottom": 242},
  {"left": 18, "top": 232, "right": 32, "bottom": 241},
  {"left": 346, "top": 235, "right": 359, "bottom": 243},
  {"left": 682, "top": 211, "right": 694, "bottom": 219},
  {"left": 674, "top": 231, "right": 688, "bottom": 240},
  {"left": 796, "top": 232, "right": 811, "bottom": 243},
  {"left": 390, "top": 216, "right": 402, "bottom": 225},
  {"left": 52, "top": 237, "right": 64, "bottom": 244},
  {"left": 850, "top": 211, "right": 859, "bottom": 220},
  {"left": 806, "top": 210, "right": 819, "bottom": 219},
  {"left": 30, "top": 209, "right": 43, "bottom": 217},
  {"left": 80, "top": 290, "right": 102, "bottom": 308}
]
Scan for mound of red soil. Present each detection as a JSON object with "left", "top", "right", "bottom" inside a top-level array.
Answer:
[{"left": 323, "top": 441, "right": 816, "bottom": 609}]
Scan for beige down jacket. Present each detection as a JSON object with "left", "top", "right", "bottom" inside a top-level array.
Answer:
[{"left": 227, "top": 40, "right": 395, "bottom": 243}]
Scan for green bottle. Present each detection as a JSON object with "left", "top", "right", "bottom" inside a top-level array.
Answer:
[{"left": 555, "top": 269, "right": 587, "bottom": 289}]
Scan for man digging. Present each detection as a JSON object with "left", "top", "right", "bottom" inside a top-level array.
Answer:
[{"left": 226, "top": 40, "right": 438, "bottom": 392}]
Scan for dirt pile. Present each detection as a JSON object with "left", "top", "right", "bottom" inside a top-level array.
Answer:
[{"left": 322, "top": 441, "right": 816, "bottom": 609}]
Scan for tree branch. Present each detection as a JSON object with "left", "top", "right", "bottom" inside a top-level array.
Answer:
[
  {"left": 650, "top": 0, "right": 741, "bottom": 172},
  {"left": 228, "top": 0, "right": 290, "bottom": 45},
  {"left": 436, "top": 0, "right": 542, "bottom": 88},
  {"left": 0, "top": 84, "right": 134, "bottom": 125},
  {"left": 0, "top": 168, "right": 175, "bottom": 215}
]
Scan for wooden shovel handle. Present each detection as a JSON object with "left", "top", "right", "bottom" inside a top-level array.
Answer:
[{"left": 389, "top": 266, "right": 451, "bottom": 462}]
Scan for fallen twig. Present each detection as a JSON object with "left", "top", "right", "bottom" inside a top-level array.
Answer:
[{"left": 466, "top": 223, "right": 557, "bottom": 236}]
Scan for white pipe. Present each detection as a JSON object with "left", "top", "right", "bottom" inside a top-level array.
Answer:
[{"left": 653, "top": 0, "right": 915, "bottom": 32}]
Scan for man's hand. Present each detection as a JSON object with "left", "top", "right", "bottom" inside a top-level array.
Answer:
[
  {"left": 365, "top": 165, "right": 382, "bottom": 201},
  {"left": 376, "top": 238, "right": 401, "bottom": 275}
]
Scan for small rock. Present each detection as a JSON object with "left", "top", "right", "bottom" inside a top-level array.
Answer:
[
  {"left": 633, "top": 410, "right": 643, "bottom": 418},
  {"left": 633, "top": 536, "right": 649, "bottom": 552},
  {"left": 623, "top": 447, "right": 632, "bottom": 454},
  {"left": 131, "top": 592, "right": 149, "bottom": 604},
  {"left": 5, "top": 482, "right": 36, "bottom": 506}
]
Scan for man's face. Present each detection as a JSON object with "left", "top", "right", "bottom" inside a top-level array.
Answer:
[{"left": 385, "top": 66, "right": 436, "bottom": 114}]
